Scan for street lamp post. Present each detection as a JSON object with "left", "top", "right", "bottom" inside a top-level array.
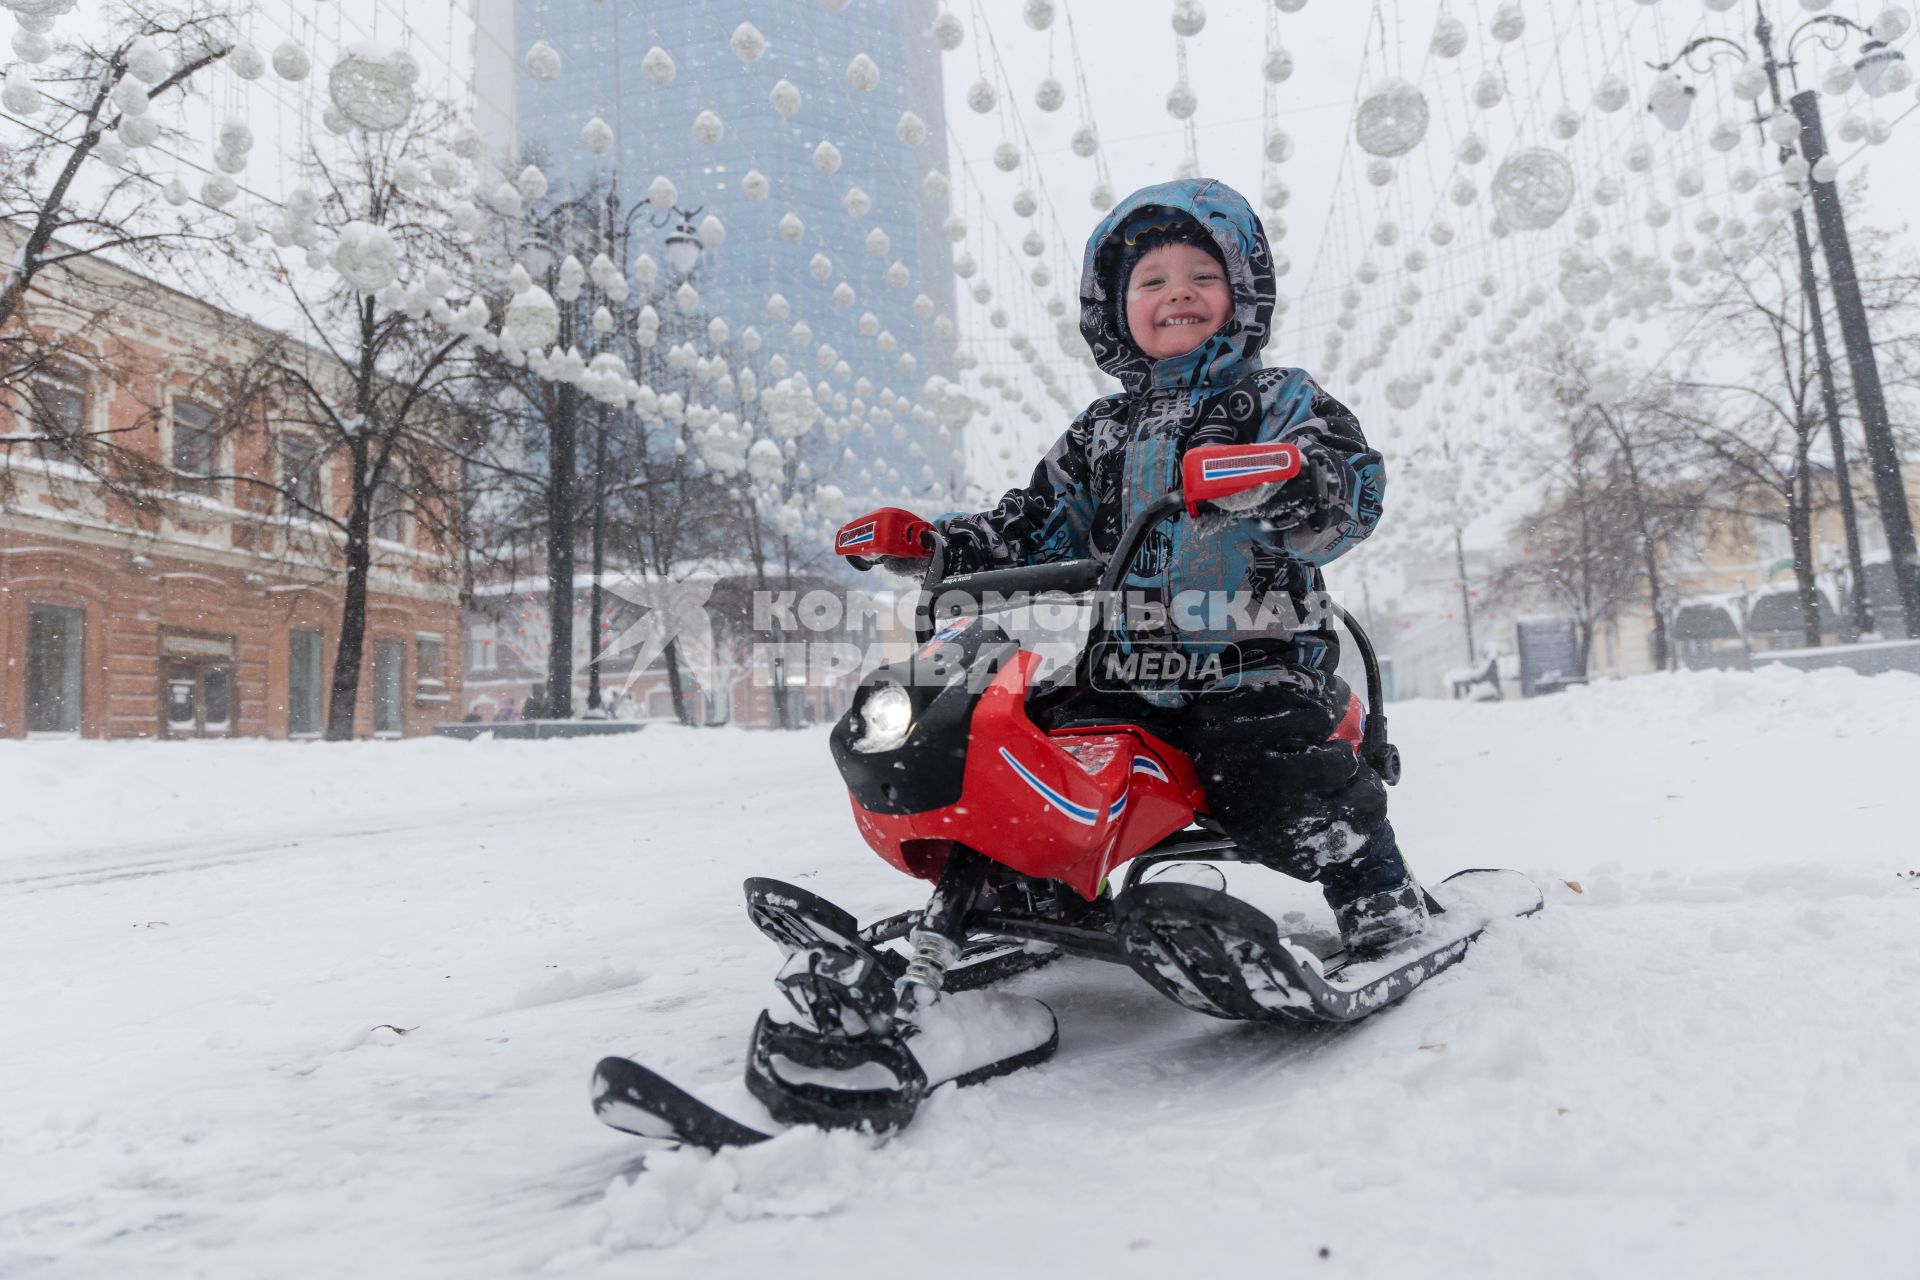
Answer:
[
  {"left": 586, "top": 200, "right": 705, "bottom": 715},
  {"left": 1651, "top": 4, "right": 1917, "bottom": 638},
  {"left": 1789, "top": 87, "right": 1918, "bottom": 635}
]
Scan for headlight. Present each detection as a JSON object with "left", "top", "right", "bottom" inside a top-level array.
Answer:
[{"left": 852, "top": 681, "right": 914, "bottom": 753}]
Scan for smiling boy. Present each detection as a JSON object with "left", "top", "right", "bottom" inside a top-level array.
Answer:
[{"left": 899, "top": 178, "right": 1420, "bottom": 957}]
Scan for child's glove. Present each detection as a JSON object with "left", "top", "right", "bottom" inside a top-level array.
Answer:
[{"left": 1207, "top": 439, "right": 1340, "bottom": 527}]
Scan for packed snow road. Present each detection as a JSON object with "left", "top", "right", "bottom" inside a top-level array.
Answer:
[{"left": 4, "top": 666, "right": 1917, "bottom": 1278}]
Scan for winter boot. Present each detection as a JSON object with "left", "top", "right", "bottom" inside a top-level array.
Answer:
[{"left": 1321, "top": 822, "right": 1430, "bottom": 959}]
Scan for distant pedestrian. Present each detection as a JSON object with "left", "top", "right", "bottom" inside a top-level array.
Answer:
[{"left": 521, "top": 682, "right": 546, "bottom": 721}]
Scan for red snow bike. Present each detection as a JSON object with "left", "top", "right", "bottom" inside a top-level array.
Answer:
[{"left": 591, "top": 443, "right": 1538, "bottom": 1147}]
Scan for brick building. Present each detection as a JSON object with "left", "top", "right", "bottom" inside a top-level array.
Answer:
[{"left": 0, "top": 255, "right": 462, "bottom": 741}]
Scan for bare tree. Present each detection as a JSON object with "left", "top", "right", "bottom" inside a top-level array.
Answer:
[
  {"left": 0, "top": 5, "right": 238, "bottom": 475},
  {"left": 200, "top": 110, "right": 489, "bottom": 740}
]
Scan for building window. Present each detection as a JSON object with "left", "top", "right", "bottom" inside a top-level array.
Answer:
[
  {"left": 372, "top": 467, "right": 407, "bottom": 543},
  {"left": 26, "top": 604, "right": 85, "bottom": 734},
  {"left": 415, "top": 634, "right": 446, "bottom": 702},
  {"left": 171, "top": 401, "right": 218, "bottom": 494},
  {"left": 281, "top": 437, "right": 322, "bottom": 515},
  {"left": 30, "top": 368, "right": 89, "bottom": 451},
  {"left": 289, "top": 629, "right": 325, "bottom": 736},
  {"left": 373, "top": 638, "right": 405, "bottom": 735}
]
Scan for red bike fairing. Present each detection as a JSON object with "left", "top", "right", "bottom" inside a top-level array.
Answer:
[{"left": 848, "top": 651, "right": 1207, "bottom": 901}]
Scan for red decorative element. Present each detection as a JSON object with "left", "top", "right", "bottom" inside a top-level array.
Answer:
[
  {"left": 835, "top": 507, "right": 932, "bottom": 560},
  {"left": 1181, "top": 442, "right": 1302, "bottom": 516}
]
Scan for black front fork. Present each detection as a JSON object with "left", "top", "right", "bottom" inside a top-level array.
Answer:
[{"left": 893, "top": 845, "right": 992, "bottom": 1020}]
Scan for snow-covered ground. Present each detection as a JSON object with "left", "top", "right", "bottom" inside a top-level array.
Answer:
[{"left": 5, "top": 665, "right": 1917, "bottom": 1278}]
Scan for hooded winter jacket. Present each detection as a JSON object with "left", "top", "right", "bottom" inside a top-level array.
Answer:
[{"left": 935, "top": 179, "right": 1384, "bottom": 701}]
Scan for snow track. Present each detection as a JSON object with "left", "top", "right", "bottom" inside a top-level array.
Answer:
[{"left": 3, "top": 667, "right": 1917, "bottom": 1278}]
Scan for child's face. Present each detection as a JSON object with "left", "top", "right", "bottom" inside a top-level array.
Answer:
[{"left": 1125, "top": 242, "right": 1231, "bottom": 360}]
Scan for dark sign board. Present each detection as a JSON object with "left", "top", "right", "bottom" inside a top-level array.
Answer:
[{"left": 1516, "top": 618, "right": 1581, "bottom": 698}]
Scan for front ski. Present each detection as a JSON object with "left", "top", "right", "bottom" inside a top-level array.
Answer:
[
  {"left": 592, "top": 982, "right": 1059, "bottom": 1149},
  {"left": 1116, "top": 868, "right": 1541, "bottom": 1024},
  {"left": 591, "top": 1057, "right": 774, "bottom": 1150}
]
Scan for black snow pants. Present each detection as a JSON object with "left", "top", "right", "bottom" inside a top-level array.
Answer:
[{"left": 1045, "top": 667, "right": 1401, "bottom": 904}]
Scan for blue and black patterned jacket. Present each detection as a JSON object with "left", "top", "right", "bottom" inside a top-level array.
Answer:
[{"left": 935, "top": 179, "right": 1385, "bottom": 700}]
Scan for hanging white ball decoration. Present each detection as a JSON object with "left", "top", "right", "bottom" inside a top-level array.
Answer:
[
  {"left": 523, "top": 38, "right": 561, "bottom": 81},
  {"left": 1012, "top": 189, "right": 1038, "bottom": 217},
  {"left": 812, "top": 140, "right": 843, "bottom": 174},
  {"left": 1166, "top": 80, "right": 1198, "bottom": 120},
  {"left": 228, "top": 43, "right": 266, "bottom": 81},
  {"left": 1025, "top": 0, "right": 1057, "bottom": 28},
  {"left": 967, "top": 77, "right": 997, "bottom": 113},
  {"left": 1593, "top": 176, "right": 1622, "bottom": 205},
  {"left": 1625, "top": 139, "right": 1653, "bottom": 172},
  {"left": 1263, "top": 179, "right": 1290, "bottom": 209},
  {"left": 490, "top": 182, "right": 522, "bottom": 217},
  {"left": 697, "top": 214, "right": 727, "bottom": 248},
  {"left": 125, "top": 36, "right": 169, "bottom": 82},
  {"left": 1492, "top": 147, "right": 1575, "bottom": 230},
  {"left": 1709, "top": 119, "right": 1744, "bottom": 152},
  {"left": 1071, "top": 124, "right": 1099, "bottom": 157},
  {"left": 1675, "top": 167, "right": 1705, "bottom": 197},
  {"left": 887, "top": 262, "right": 911, "bottom": 288},
  {"left": 1766, "top": 110, "right": 1802, "bottom": 145},
  {"left": 994, "top": 140, "right": 1021, "bottom": 170},
  {"left": 843, "top": 186, "right": 872, "bottom": 216},
  {"left": 505, "top": 286, "right": 561, "bottom": 350},
  {"left": 924, "top": 169, "right": 951, "bottom": 201},
  {"left": 1366, "top": 158, "right": 1394, "bottom": 187},
  {"left": 1472, "top": 70, "right": 1505, "bottom": 110},
  {"left": 693, "top": 109, "right": 725, "bottom": 143},
  {"left": 329, "top": 44, "right": 420, "bottom": 132},
  {"left": 1090, "top": 180, "right": 1115, "bottom": 210},
  {"left": 1022, "top": 230, "right": 1045, "bottom": 257},
  {"left": 1731, "top": 64, "right": 1768, "bottom": 100},
  {"left": 809, "top": 252, "right": 833, "bottom": 280},
  {"left": 1593, "top": 73, "right": 1629, "bottom": 112},
  {"left": 1170, "top": 0, "right": 1205, "bottom": 37},
  {"left": 769, "top": 79, "right": 801, "bottom": 117},
  {"left": 865, "top": 227, "right": 891, "bottom": 257},
  {"left": 1449, "top": 176, "right": 1477, "bottom": 206},
  {"left": 846, "top": 53, "right": 880, "bottom": 92},
  {"left": 648, "top": 174, "right": 678, "bottom": 208},
  {"left": 897, "top": 111, "right": 928, "bottom": 145},
  {"left": 1429, "top": 220, "right": 1455, "bottom": 246},
  {"left": 1456, "top": 133, "right": 1487, "bottom": 164},
  {"left": 1551, "top": 106, "right": 1583, "bottom": 140},
  {"left": 110, "top": 77, "right": 150, "bottom": 117},
  {"left": 1264, "top": 46, "right": 1295, "bottom": 83},
  {"left": 200, "top": 174, "right": 237, "bottom": 207},
  {"left": 1489, "top": 2, "right": 1526, "bottom": 42},
  {"left": 1873, "top": 6, "right": 1913, "bottom": 39},
  {"left": 730, "top": 22, "right": 767, "bottom": 63},
  {"left": 1430, "top": 16, "right": 1468, "bottom": 58},
  {"left": 1836, "top": 113, "right": 1868, "bottom": 143},
  {"left": 677, "top": 282, "right": 701, "bottom": 313},
  {"left": 515, "top": 164, "right": 548, "bottom": 202},
  {"left": 778, "top": 211, "right": 806, "bottom": 242},
  {"left": 1265, "top": 128, "right": 1295, "bottom": 163},
  {"left": 1355, "top": 77, "right": 1430, "bottom": 157},
  {"left": 1821, "top": 62, "right": 1856, "bottom": 96},
  {"left": 932, "top": 7, "right": 966, "bottom": 50},
  {"left": 738, "top": 169, "right": 769, "bottom": 201},
  {"left": 322, "top": 106, "right": 354, "bottom": 137},
  {"left": 1811, "top": 154, "right": 1840, "bottom": 183},
  {"left": 1034, "top": 76, "right": 1066, "bottom": 112},
  {"left": 272, "top": 41, "right": 312, "bottom": 82},
  {"left": 642, "top": 46, "right": 676, "bottom": 87}
]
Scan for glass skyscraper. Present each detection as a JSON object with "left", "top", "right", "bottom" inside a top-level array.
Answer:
[{"left": 477, "top": 1, "right": 959, "bottom": 468}]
